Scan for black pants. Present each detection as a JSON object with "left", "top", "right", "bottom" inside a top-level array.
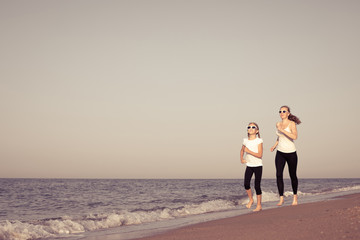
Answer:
[
  {"left": 275, "top": 151, "right": 298, "bottom": 196},
  {"left": 244, "top": 166, "right": 262, "bottom": 195}
]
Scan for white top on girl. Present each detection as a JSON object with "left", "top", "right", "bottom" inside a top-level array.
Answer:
[{"left": 242, "top": 137, "right": 263, "bottom": 167}]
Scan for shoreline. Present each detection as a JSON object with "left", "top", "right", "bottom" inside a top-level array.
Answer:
[
  {"left": 132, "top": 193, "right": 360, "bottom": 240},
  {"left": 2, "top": 179, "right": 359, "bottom": 240}
]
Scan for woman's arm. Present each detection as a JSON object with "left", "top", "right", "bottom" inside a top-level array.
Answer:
[
  {"left": 278, "top": 121, "right": 298, "bottom": 140},
  {"left": 271, "top": 138, "right": 278, "bottom": 152},
  {"left": 240, "top": 145, "right": 246, "bottom": 163},
  {"left": 244, "top": 143, "right": 263, "bottom": 158}
]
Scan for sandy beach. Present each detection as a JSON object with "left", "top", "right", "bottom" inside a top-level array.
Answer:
[{"left": 134, "top": 193, "right": 360, "bottom": 240}]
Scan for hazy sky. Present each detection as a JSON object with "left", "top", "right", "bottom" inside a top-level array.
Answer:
[{"left": 1, "top": 0, "right": 359, "bottom": 179}]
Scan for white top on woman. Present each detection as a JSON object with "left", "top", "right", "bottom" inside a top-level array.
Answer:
[{"left": 276, "top": 125, "right": 296, "bottom": 153}]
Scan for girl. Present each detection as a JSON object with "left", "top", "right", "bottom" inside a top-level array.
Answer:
[
  {"left": 271, "top": 106, "right": 301, "bottom": 206},
  {"left": 240, "top": 122, "right": 263, "bottom": 212}
]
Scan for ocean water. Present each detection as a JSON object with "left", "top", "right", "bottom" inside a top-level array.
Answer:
[{"left": 0, "top": 178, "right": 359, "bottom": 240}]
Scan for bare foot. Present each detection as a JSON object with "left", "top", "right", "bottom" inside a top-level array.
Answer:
[
  {"left": 253, "top": 206, "right": 262, "bottom": 212},
  {"left": 246, "top": 199, "right": 254, "bottom": 209},
  {"left": 292, "top": 195, "right": 298, "bottom": 205},
  {"left": 277, "top": 196, "right": 284, "bottom": 206}
]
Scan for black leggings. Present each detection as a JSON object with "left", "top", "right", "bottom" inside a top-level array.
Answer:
[
  {"left": 275, "top": 151, "right": 298, "bottom": 196},
  {"left": 244, "top": 166, "right": 262, "bottom": 195}
]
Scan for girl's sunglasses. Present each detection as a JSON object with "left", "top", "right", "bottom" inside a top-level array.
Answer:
[
  {"left": 247, "top": 126, "right": 257, "bottom": 129},
  {"left": 279, "top": 110, "right": 288, "bottom": 113}
]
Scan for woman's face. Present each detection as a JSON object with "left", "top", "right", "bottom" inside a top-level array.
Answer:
[{"left": 279, "top": 107, "right": 290, "bottom": 119}]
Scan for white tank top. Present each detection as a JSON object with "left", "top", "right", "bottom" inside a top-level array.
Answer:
[{"left": 276, "top": 125, "right": 296, "bottom": 153}]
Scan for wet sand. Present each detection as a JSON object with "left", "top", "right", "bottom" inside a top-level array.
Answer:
[{"left": 134, "top": 193, "right": 360, "bottom": 240}]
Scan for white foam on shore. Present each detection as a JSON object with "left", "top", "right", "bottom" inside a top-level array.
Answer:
[
  {"left": 332, "top": 185, "right": 360, "bottom": 192},
  {"left": 1, "top": 186, "right": 359, "bottom": 240},
  {"left": 0, "top": 199, "right": 237, "bottom": 240}
]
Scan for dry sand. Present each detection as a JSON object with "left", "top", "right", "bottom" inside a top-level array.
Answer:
[{"left": 135, "top": 193, "right": 360, "bottom": 240}]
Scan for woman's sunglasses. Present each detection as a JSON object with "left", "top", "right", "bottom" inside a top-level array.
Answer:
[
  {"left": 247, "top": 126, "right": 257, "bottom": 129},
  {"left": 279, "top": 110, "right": 288, "bottom": 113}
]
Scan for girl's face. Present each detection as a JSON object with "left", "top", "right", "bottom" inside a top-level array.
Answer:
[
  {"left": 247, "top": 124, "right": 258, "bottom": 136},
  {"left": 279, "top": 107, "right": 290, "bottom": 120}
]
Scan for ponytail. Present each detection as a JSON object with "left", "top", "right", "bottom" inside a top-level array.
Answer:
[
  {"left": 289, "top": 113, "right": 301, "bottom": 125},
  {"left": 281, "top": 106, "right": 302, "bottom": 125}
]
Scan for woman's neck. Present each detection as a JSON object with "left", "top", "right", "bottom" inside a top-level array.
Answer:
[{"left": 282, "top": 118, "right": 289, "bottom": 125}]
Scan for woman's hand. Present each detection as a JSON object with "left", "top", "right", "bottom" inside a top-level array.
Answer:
[
  {"left": 271, "top": 139, "right": 278, "bottom": 152},
  {"left": 270, "top": 146, "right": 276, "bottom": 152}
]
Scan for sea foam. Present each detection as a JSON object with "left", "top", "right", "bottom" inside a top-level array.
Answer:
[
  {"left": 0, "top": 199, "right": 237, "bottom": 240},
  {"left": 1, "top": 179, "right": 359, "bottom": 240}
]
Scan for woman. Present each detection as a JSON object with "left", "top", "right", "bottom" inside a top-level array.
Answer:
[{"left": 270, "top": 106, "right": 301, "bottom": 206}]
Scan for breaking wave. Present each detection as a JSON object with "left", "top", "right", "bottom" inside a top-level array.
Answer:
[{"left": 1, "top": 185, "right": 359, "bottom": 240}]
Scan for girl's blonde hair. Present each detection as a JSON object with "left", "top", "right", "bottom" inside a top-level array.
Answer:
[{"left": 248, "top": 122, "right": 261, "bottom": 138}]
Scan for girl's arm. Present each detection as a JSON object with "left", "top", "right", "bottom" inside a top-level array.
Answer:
[
  {"left": 271, "top": 138, "right": 278, "bottom": 152},
  {"left": 244, "top": 143, "right": 263, "bottom": 158},
  {"left": 277, "top": 121, "right": 298, "bottom": 140},
  {"left": 240, "top": 145, "right": 246, "bottom": 163}
]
